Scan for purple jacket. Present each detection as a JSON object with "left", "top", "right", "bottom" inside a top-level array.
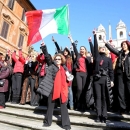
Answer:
[{"left": 0, "top": 67, "right": 10, "bottom": 92}]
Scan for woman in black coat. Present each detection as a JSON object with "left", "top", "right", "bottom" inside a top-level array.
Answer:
[
  {"left": 37, "top": 44, "right": 71, "bottom": 130},
  {"left": 104, "top": 39, "right": 130, "bottom": 114},
  {"left": 92, "top": 31, "right": 114, "bottom": 123}
]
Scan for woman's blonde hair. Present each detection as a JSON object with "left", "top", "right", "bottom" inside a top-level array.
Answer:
[
  {"left": 80, "top": 46, "right": 88, "bottom": 56},
  {"left": 53, "top": 53, "right": 66, "bottom": 64}
]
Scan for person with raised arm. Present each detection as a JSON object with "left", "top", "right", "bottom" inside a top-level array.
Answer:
[
  {"left": 92, "top": 30, "right": 114, "bottom": 123},
  {"left": 37, "top": 43, "right": 71, "bottom": 130},
  {"left": 20, "top": 54, "right": 39, "bottom": 106},
  {"left": 52, "top": 36, "right": 74, "bottom": 110},
  {"left": 11, "top": 47, "right": 25, "bottom": 104},
  {"left": 68, "top": 34, "right": 92, "bottom": 111},
  {"left": 103, "top": 38, "right": 130, "bottom": 114}
]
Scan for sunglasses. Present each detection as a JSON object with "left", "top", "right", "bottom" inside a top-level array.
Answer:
[{"left": 55, "top": 58, "right": 61, "bottom": 61}]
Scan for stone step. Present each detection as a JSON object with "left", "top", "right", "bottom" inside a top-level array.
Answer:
[
  {"left": 6, "top": 102, "right": 130, "bottom": 121},
  {"left": 0, "top": 104, "right": 130, "bottom": 130},
  {"left": 0, "top": 122, "right": 31, "bottom": 130},
  {"left": 0, "top": 113, "right": 92, "bottom": 130}
]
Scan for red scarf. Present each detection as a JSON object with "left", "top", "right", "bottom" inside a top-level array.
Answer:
[{"left": 52, "top": 66, "right": 68, "bottom": 103}]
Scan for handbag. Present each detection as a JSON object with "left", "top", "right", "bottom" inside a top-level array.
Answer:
[
  {"left": 0, "top": 79, "right": 5, "bottom": 87},
  {"left": 86, "top": 77, "right": 94, "bottom": 107}
]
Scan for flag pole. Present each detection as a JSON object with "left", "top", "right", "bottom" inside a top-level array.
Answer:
[{"left": 67, "top": 4, "right": 70, "bottom": 35}]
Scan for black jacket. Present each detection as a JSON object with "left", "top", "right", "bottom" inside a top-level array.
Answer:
[
  {"left": 72, "top": 42, "right": 92, "bottom": 76},
  {"left": 93, "top": 35, "right": 114, "bottom": 81},
  {"left": 37, "top": 62, "right": 59, "bottom": 97},
  {"left": 24, "top": 61, "right": 38, "bottom": 77},
  {"left": 37, "top": 45, "right": 59, "bottom": 97},
  {"left": 106, "top": 43, "right": 130, "bottom": 79}
]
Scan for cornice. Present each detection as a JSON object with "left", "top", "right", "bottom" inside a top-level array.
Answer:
[
  {"left": 3, "top": 13, "right": 14, "bottom": 24},
  {"left": 1, "top": 1, "right": 28, "bottom": 28},
  {"left": 0, "top": 36, "right": 28, "bottom": 55}
]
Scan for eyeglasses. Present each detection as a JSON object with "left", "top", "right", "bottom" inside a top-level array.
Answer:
[{"left": 55, "top": 58, "right": 61, "bottom": 61}]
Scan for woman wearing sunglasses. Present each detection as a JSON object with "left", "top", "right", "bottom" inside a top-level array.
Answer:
[
  {"left": 92, "top": 31, "right": 114, "bottom": 123},
  {"left": 37, "top": 44, "right": 71, "bottom": 130}
]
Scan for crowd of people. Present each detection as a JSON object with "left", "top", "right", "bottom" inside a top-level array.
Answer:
[{"left": 0, "top": 30, "right": 130, "bottom": 130}]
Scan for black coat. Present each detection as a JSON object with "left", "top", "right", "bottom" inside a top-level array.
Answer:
[
  {"left": 92, "top": 35, "right": 114, "bottom": 107},
  {"left": 37, "top": 62, "right": 59, "bottom": 97},
  {"left": 37, "top": 45, "right": 58, "bottom": 97},
  {"left": 24, "top": 61, "right": 38, "bottom": 77},
  {"left": 106, "top": 43, "right": 130, "bottom": 80}
]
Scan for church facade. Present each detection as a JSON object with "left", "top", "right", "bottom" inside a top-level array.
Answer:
[{"left": 96, "top": 20, "right": 127, "bottom": 50}]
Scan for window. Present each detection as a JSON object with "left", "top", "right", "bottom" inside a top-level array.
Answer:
[
  {"left": 0, "top": 21, "right": 9, "bottom": 39},
  {"left": 120, "top": 31, "right": 123, "bottom": 38},
  {"left": 18, "top": 34, "right": 24, "bottom": 47},
  {"left": 8, "top": 0, "right": 14, "bottom": 10},
  {"left": 22, "top": 9, "right": 25, "bottom": 21},
  {"left": 99, "top": 35, "right": 102, "bottom": 40}
]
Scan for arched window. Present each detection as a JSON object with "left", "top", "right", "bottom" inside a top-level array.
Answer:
[
  {"left": 120, "top": 31, "right": 123, "bottom": 38},
  {"left": 99, "top": 35, "right": 102, "bottom": 40}
]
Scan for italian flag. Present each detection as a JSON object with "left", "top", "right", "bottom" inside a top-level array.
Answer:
[{"left": 26, "top": 5, "right": 69, "bottom": 46}]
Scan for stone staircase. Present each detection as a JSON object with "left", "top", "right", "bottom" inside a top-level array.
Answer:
[{"left": 0, "top": 103, "right": 130, "bottom": 130}]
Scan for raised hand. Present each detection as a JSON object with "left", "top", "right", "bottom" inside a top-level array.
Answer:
[
  {"left": 10, "top": 50, "right": 14, "bottom": 55},
  {"left": 92, "top": 29, "right": 96, "bottom": 35},
  {"left": 41, "top": 42, "right": 45, "bottom": 46},
  {"left": 6, "top": 49, "right": 10, "bottom": 54},
  {"left": 68, "top": 34, "right": 72, "bottom": 39},
  {"left": 88, "top": 36, "right": 92, "bottom": 42},
  {"left": 68, "top": 34, "right": 74, "bottom": 43}
]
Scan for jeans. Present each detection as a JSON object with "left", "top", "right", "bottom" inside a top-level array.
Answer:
[{"left": 68, "top": 86, "right": 74, "bottom": 108}]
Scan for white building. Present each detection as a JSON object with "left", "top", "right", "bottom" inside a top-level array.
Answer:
[{"left": 96, "top": 20, "right": 127, "bottom": 50}]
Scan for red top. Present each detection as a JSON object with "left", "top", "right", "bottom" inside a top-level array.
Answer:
[
  {"left": 37, "top": 54, "right": 46, "bottom": 76},
  {"left": 52, "top": 66, "right": 68, "bottom": 103},
  {"left": 12, "top": 50, "right": 25, "bottom": 73},
  {"left": 76, "top": 56, "right": 87, "bottom": 72},
  {"left": 110, "top": 52, "right": 117, "bottom": 63}
]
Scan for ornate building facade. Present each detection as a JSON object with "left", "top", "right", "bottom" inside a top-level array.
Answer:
[
  {"left": 96, "top": 20, "right": 127, "bottom": 50},
  {"left": 0, "top": 0, "right": 36, "bottom": 56}
]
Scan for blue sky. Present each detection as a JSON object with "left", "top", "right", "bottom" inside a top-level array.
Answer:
[{"left": 30, "top": 0, "right": 130, "bottom": 55}]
